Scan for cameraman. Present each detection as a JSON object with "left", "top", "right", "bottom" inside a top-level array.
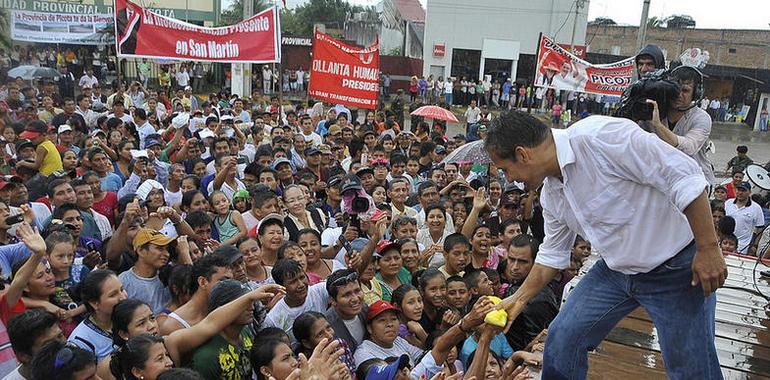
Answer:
[{"left": 646, "top": 65, "right": 717, "bottom": 185}]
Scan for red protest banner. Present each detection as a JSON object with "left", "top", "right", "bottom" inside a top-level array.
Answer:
[
  {"left": 115, "top": 0, "right": 280, "bottom": 63},
  {"left": 308, "top": 31, "right": 379, "bottom": 109},
  {"left": 535, "top": 34, "right": 634, "bottom": 96}
]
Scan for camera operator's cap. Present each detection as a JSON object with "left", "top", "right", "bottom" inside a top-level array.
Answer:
[
  {"left": 340, "top": 174, "right": 364, "bottom": 193},
  {"left": 133, "top": 228, "right": 177, "bottom": 251},
  {"left": 89, "top": 129, "right": 107, "bottom": 138},
  {"left": 736, "top": 181, "right": 752, "bottom": 191},
  {"left": 327, "top": 175, "right": 343, "bottom": 189},
  {"left": 272, "top": 157, "right": 293, "bottom": 171},
  {"left": 356, "top": 166, "right": 374, "bottom": 177},
  {"left": 19, "top": 120, "right": 49, "bottom": 139},
  {"left": 375, "top": 239, "right": 401, "bottom": 257},
  {"left": 198, "top": 128, "right": 216, "bottom": 140},
  {"left": 208, "top": 279, "right": 251, "bottom": 311},
  {"left": 57, "top": 125, "right": 72, "bottom": 134},
  {"left": 366, "top": 354, "right": 410, "bottom": 380},
  {"left": 213, "top": 244, "right": 243, "bottom": 266},
  {"left": 319, "top": 144, "right": 332, "bottom": 155},
  {"left": 304, "top": 146, "right": 321, "bottom": 156},
  {"left": 366, "top": 300, "right": 399, "bottom": 322},
  {"left": 327, "top": 125, "right": 342, "bottom": 136},
  {"left": 135, "top": 179, "right": 163, "bottom": 202},
  {"left": 434, "top": 145, "right": 447, "bottom": 154}
]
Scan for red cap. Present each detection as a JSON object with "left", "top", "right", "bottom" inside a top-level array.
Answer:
[
  {"left": 375, "top": 239, "right": 401, "bottom": 256},
  {"left": 366, "top": 300, "right": 399, "bottom": 321}
]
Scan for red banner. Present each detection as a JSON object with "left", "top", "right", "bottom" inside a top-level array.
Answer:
[
  {"left": 535, "top": 34, "right": 634, "bottom": 96},
  {"left": 308, "top": 31, "right": 379, "bottom": 109},
  {"left": 114, "top": 0, "right": 280, "bottom": 63}
]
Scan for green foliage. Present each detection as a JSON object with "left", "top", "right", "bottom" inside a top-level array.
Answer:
[
  {"left": 0, "top": 8, "right": 10, "bottom": 49},
  {"left": 219, "top": 0, "right": 270, "bottom": 26}
]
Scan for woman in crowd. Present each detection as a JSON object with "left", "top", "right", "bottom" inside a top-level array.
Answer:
[
  {"left": 416, "top": 204, "right": 450, "bottom": 267},
  {"left": 283, "top": 185, "right": 327, "bottom": 242},
  {"left": 69, "top": 269, "right": 128, "bottom": 360},
  {"left": 238, "top": 237, "right": 273, "bottom": 289},
  {"left": 292, "top": 311, "right": 356, "bottom": 375},
  {"left": 374, "top": 240, "right": 411, "bottom": 302},
  {"left": 391, "top": 284, "right": 427, "bottom": 349},
  {"left": 398, "top": 238, "right": 423, "bottom": 275},
  {"left": 298, "top": 228, "right": 343, "bottom": 282}
]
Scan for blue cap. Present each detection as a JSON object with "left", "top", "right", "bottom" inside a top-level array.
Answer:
[
  {"left": 271, "top": 157, "right": 293, "bottom": 172},
  {"left": 366, "top": 355, "right": 410, "bottom": 380},
  {"left": 144, "top": 138, "right": 161, "bottom": 149},
  {"left": 304, "top": 146, "right": 321, "bottom": 156}
]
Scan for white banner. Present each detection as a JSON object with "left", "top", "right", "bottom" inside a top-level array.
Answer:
[{"left": 11, "top": 10, "right": 115, "bottom": 45}]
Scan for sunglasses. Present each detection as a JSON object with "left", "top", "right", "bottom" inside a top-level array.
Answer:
[{"left": 331, "top": 272, "right": 358, "bottom": 287}]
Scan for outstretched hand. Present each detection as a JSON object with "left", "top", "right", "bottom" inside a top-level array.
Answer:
[{"left": 17, "top": 223, "right": 45, "bottom": 254}]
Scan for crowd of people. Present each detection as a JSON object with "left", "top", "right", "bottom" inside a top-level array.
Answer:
[{"left": 0, "top": 37, "right": 764, "bottom": 380}]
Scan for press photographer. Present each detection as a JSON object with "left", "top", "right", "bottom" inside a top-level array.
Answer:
[{"left": 617, "top": 64, "right": 716, "bottom": 185}]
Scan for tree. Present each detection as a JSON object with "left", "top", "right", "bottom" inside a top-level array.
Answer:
[
  {"left": 0, "top": 8, "right": 10, "bottom": 49},
  {"left": 292, "top": 0, "right": 361, "bottom": 35},
  {"left": 646, "top": 16, "right": 662, "bottom": 28},
  {"left": 588, "top": 17, "right": 617, "bottom": 26},
  {"left": 664, "top": 15, "right": 696, "bottom": 28},
  {"left": 219, "top": 0, "right": 270, "bottom": 26}
]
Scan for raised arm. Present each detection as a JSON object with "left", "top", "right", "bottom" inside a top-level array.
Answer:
[
  {"left": 6, "top": 224, "right": 46, "bottom": 308},
  {"left": 462, "top": 188, "right": 487, "bottom": 239}
]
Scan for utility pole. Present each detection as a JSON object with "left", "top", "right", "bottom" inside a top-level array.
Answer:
[
  {"left": 232, "top": 0, "right": 254, "bottom": 97},
  {"left": 569, "top": 0, "right": 587, "bottom": 54},
  {"left": 636, "top": 0, "right": 651, "bottom": 52}
]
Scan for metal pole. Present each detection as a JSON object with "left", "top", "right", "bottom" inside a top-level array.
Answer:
[
  {"left": 569, "top": 0, "right": 586, "bottom": 53},
  {"left": 636, "top": 0, "right": 651, "bottom": 52}
]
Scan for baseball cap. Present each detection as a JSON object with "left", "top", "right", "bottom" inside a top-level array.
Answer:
[
  {"left": 184, "top": 86, "right": 192, "bottom": 91},
  {"left": 319, "top": 144, "right": 332, "bottom": 155},
  {"left": 272, "top": 157, "right": 293, "bottom": 171},
  {"left": 340, "top": 174, "right": 363, "bottom": 194},
  {"left": 736, "top": 181, "right": 752, "bottom": 191},
  {"left": 366, "top": 300, "right": 399, "bottom": 322},
  {"left": 327, "top": 175, "right": 343, "bottom": 189},
  {"left": 500, "top": 192, "right": 519, "bottom": 206},
  {"left": 198, "top": 129, "right": 216, "bottom": 140},
  {"left": 328, "top": 125, "right": 342, "bottom": 136},
  {"left": 144, "top": 137, "right": 162, "bottom": 149},
  {"left": 478, "top": 125, "right": 488, "bottom": 132},
  {"left": 57, "top": 125, "right": 72, "bottom": 134},
  {"left": 356, "top": 166, "right": 374, "bottom": 177},
  {"left": 304, "top": 146, "right": 321, "bottom": 156},
  {"left": 15, "top": 139, "right": 34, "bottom": 152},
  {"left": 19, "top": 120, "right": 49, "bottom": 139},
  {"left": 208, "top": 279, "right": 251, "bottom": 311},
  {"left": 435, "top": 145, "right": 447, "bottom": 154},
  {"left": 232, "top": 189, "right": 250, "bottom": 202},
  {"left": 257, "top": 213, "right": 285, "bottom": 236},
  {"left": 453, "top": 134, "right": 466, "bottom": 140},
  {"left": 375, "top": 240, "right": 401, "bottom": 256},
  {"left": 133, "top": 228, "right": 177, "bottom": 251},
  {"left": 213, "top": 245, "right": 243, "bottom": 266},
  {"left": 366, "top": 355, "right": 410, "bottom": 380}
]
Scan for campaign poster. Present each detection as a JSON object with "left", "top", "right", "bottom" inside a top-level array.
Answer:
[
  {"left": 115, "top": 0, "right": 280, "bottom": 63},
  {"left": 11, "top": 10, "right": 114, "bottom": 45},
  {"left": 534, "top": 34, "right": 634, "bottom": 96},
  {"left": 308, "top": 31, "right": 380, "bottom": 110}
]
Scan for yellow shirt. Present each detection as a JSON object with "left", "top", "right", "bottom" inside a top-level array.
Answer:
[{"left": 38, "top": 140, "right": 63, "bottom": 176}]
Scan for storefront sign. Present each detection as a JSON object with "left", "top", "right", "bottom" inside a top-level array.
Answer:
[
  {"left": 535, "top": 34, "right": 634, "bottom": 96},
  {"left": 11, "top": 10, "right": 115, "bottom": 45},
  {"left": 282, "top": 36, "right": 312, "bottom": 46},
  {"left": 433, "top": 43, "right": 445, "bottom": 57},
  {"left": 308, "top": 30, "right": 380, "bottom": 109},
  {"left": 115, "top": 0, "right": 281, "bottom": 63}
]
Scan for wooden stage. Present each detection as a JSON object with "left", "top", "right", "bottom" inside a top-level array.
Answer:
[{"left": 528, "top": 254, "right": 770, "bottom": 379}]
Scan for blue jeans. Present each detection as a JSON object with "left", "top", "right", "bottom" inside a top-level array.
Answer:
[
  {"left": 542, "top": 242, "right": 722, "bottom": 380},
  {"left": 445, "top": 93, "right": 452, "bottom": 106}
]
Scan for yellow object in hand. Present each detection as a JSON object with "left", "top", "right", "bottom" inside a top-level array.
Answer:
[{"left": 484, "top": 296, "right": 509, "bottom": 327}]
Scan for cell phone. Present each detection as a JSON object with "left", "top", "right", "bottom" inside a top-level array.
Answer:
[{"left": 4, "top": 214, "right": 23, "bottom": 225}]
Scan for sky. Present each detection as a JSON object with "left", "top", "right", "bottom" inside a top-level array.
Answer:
[
  {"left": 255, "top": 0, "right": 770, "bottom": 30},
  {"left": 586, "top": 0, "right": 768, "bottom": 30}
]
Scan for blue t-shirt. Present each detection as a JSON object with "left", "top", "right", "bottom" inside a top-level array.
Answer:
[
  {"left": 69, "top": 318, "right": 114, "bottom": 361},
  {"left": 460, "top": 333, "right": 513, "bottom": 366},
  {"left": 0, "top": 243, "right": 31, "bottom": 280},
  {"left": 99, "top": 172, "right": 124, "bottom": 193}
]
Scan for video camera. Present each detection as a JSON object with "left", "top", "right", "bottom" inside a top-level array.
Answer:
[{"left": 615, "top": 69, "right": 681, "bottom": 122}]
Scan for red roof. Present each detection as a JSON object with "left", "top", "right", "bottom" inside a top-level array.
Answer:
[{"left": 394, "top": 0, "right": 425, "bottom": 22}]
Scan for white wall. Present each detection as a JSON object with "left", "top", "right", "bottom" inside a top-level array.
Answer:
[{"left": 422, "top": 0, "right": 589, "bottom": 79}]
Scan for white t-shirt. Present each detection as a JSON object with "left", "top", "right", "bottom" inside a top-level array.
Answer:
[
  {"left": 165, "top": 188, "right": 182, "bottom": 207},
  {"left": 353, "top": 337, "right": 425, "bottom": 367},
  {"left": 725, "top": 198, "right": 765, "bottom": 253},
  {"left": 242, "top": 210, "right": 260, "bottom": 232},
  {"left": 207, "top": 178, "right": 246, "bottom": 201},
  {"left": 264, "top": 282, "right": 329, "bottom": 342},
  {"left": 343, "top": 316, "right": 365, "bottom": 345},
  {"left": 302, "top": 132, "right": 323, "bottom": 146},
  {"left": 176, "top": 71, "right": 190, "bottom": 87}
]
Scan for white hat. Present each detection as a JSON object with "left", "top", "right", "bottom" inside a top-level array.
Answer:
[
  {"left": 220, "top": 115, "right": 234, "bottom": 121},
  {"left": 199, "top": 128, "right": 216, "bottom": 139},
  {"left": 135, "top": 179, "right": 163, "bottom": 201},
  {"left": 129, "top": 149, "right": 149, "bottom": 160},
  {"left": 172, "top": 112, "right": 190, "bottom": 129},
  {"left": 57, "top": 125, "right": 72, "bottom": 134}
]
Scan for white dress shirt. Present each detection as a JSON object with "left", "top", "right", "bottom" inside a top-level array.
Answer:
[
  {"left": 537, "top": 116, "right": 708, "bottom": 275},
  {"left": 724, "top": 198, "right": 764, "bottom": 253}
]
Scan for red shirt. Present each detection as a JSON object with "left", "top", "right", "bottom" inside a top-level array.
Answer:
[{"left": 93, "top": 192, "right": 119, "bottom": 226}]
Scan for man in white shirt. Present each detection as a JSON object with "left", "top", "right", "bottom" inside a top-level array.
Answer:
[
  {"left": 725, "top": 181, "right": 765, "bottom": 254},
  {"left": 296, "top": 67, "right": 306, "bottom": 92},
  {"left": 134, "top": 109, "right": 155, "bottom": 149},
  {"left": 175, "top": 66, "right": 190, "bottom": 90},
  {"left": 486, "top": 112, "right": 726, "bottom": 379},
  {"left": 78, "top": 68, "right": 98, "bottom": 89},
  {"left": 299, "top": 115, "right": 322, "bottom": 146},
  {"left": 264, "top": 259, "right": 329, "bottom": 342}
]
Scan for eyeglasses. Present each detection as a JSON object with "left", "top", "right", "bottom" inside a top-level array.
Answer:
[{"left": 331, "top": 272, "right": 358, "bottom": 287}]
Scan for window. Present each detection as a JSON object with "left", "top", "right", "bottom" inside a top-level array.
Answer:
[
  {"left": 728, "top": 48, "right": 737, "bottom": 54},
  {"left": 450, "top": 49, "right": 481, "bottom": 80}
]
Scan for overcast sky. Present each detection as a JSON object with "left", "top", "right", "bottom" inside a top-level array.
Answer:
[{"left": 587, "top": 0, "right": 770, "bottom": 29}]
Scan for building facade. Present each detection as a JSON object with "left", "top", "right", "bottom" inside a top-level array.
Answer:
[{"left": 422, "top": 0, "right": 588, "bottom": 83}]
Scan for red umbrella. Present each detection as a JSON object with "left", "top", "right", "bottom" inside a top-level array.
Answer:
[{"left": 410, "top": 105, "right": 459, "bottom": 123}]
